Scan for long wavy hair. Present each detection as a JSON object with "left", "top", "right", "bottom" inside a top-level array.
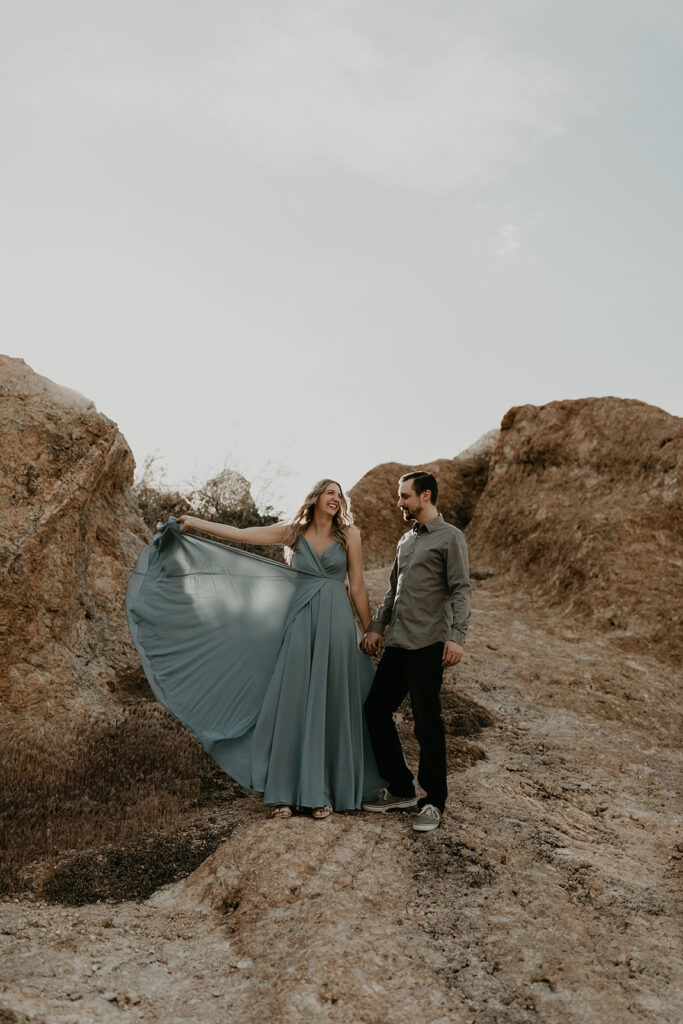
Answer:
[{"left": 283, "top": 479, "right": 354, "bottom": 563}]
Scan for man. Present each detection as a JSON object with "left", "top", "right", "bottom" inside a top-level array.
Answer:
[{"left": 361, "top": 471, "right": 471, "bottom": 832}]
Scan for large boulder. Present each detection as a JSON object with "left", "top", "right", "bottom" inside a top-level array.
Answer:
[
  {"left": 349, "top": 430, "right": 498, "bottom": 567},
  {"left": 467, "top": 398, "right": 682, "bottom": 660},
  {"left": 0, "top": 356, "right": 150, "bottom": 717}
]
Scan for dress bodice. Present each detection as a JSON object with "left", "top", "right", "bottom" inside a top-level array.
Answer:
[{"left": 292, "top": 538, "right": 348, "bottom": 581}]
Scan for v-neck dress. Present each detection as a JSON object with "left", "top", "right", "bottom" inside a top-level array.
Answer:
[{"left": 125, "top": 519, "right": 385, "bottom": 809}]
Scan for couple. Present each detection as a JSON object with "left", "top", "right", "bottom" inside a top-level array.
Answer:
[{"left": 125, "top": 471, "right": 470, "bottom": 833}]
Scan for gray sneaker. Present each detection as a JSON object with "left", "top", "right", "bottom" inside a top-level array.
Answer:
[
  {"left": 413, "top": 804, "right": 441, "bottom": 831},
  {"left": 362, "top": 787, "right": 418, "bottom": 812}
]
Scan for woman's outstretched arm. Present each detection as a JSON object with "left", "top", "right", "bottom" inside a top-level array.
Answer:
[
  {"left": 177, "top": 515, "right": 289, "bottom": 545},
  {"left": 346, "top": 526, "right": 372, "bottom": 631}
]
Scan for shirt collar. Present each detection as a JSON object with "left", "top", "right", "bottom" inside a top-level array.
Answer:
[{"left": 412, "top": 513, "right": 444, "bottom": 534}]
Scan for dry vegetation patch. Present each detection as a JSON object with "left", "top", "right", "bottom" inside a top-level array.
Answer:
[
  {"left": 0, "top": 704, "right": 245, "bottom": 902},
  {"left": 37, "top": 829, "right": 232, "bottom": 905}
]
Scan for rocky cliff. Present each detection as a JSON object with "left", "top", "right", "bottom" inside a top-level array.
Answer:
[
  {"left": 0, "top": 356, "right": 150, "bottom": 717},
  {"left": 349, "top": 429, "right": 498, "bottom": 567},
  {"left": 466, "top": 398, "right": 683, "bottom": 661}
]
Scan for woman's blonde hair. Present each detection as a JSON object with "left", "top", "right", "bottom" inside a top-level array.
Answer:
[{"left": 283, "top": 479, "right": 353, "bottom": 562}]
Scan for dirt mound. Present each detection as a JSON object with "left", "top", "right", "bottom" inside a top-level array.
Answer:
[
  {"left": 467, "top": 397, "right": 682, "bottom": 660},
  {"left": 349, "top": 429, "right": 497, "bottom": 567},
  {"left": 0, "top": 355, "right": 149, "bottom": 716}
]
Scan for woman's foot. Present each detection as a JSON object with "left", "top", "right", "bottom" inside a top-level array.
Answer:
[
  {"left": 312, "top": 805, "right": 333, "bottom": 820},
  {"left": 271, "top": 805, "right": 292, "bottom": 819}
]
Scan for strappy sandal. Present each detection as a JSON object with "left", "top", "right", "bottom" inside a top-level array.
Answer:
[
  {"left": 312, "top": 805, "right": 333, "bottom": 820},
  {"left": 271, "top": 805, "right": 292, "bottom": 819}
]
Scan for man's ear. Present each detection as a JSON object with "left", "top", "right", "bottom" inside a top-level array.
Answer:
[{"left": 421, "top": 489, "right": 432, "bottom": 505}]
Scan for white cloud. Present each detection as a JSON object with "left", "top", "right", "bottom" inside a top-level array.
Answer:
[{"left": 496, "top": 222, "right": 521, "bottom": 258}]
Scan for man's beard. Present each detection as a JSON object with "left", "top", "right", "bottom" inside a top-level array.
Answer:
[{"left": 401, "top": 508, "right": 415, "bottom": 520}]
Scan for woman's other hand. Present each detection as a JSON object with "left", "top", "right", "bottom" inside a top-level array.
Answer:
[{"left": 177, "top": 514, "right": 199, "bottom": 533}]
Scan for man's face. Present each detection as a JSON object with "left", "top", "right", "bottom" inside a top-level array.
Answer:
[{"left": 397, "top": 481, "right": 423, "bottom": 521}]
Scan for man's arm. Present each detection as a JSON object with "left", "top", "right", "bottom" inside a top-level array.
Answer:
[
  {"left": 446, "top": 530, "right": 471, "bottom": 646},
  {"left": 367, "top": 553, "right": 398, "bottom": 635},
  {"left": 361, "top": 554, "right": 399, "bottom": 655}
]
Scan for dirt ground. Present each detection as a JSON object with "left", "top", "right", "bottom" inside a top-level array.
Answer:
[{"left": 1, "top": 571, "right": 681, "bottom": 1024}]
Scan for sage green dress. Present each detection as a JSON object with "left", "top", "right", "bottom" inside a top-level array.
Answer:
[{"left": 125, "top": 518, "right": 384, "bottom": 809}]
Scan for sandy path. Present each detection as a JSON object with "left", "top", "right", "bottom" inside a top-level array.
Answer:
[{"left": 1, "top": 578, "right": 680, "bottom": 1023}]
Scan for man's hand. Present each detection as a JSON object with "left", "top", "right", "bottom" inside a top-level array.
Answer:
[
  {"left": 361, "top": 631, "right": 385, "bottom": 657},
  {"left": 442, "top": 640, "right": 464, "bottom": 667}
]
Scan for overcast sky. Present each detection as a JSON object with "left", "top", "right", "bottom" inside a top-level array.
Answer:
[{"left": 2, "top": 1, "right": 681, "bottom": 514}]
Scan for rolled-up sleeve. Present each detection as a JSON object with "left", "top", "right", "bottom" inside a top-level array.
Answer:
[{"left": 446, "top": 531, "right": 471, "bottom": 645}]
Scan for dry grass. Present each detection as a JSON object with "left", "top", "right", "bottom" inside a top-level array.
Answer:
[{"left": 0, "top": 703, "right": 241, "bottom": 902}]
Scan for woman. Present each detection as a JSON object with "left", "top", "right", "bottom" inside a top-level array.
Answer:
[{"left": 125, "top": 479, "right": 384, "bottom": 820}]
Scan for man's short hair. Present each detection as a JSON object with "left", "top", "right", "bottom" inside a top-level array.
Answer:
[{"left": 399, "top": 471, "right": 439, "bottom": 504}]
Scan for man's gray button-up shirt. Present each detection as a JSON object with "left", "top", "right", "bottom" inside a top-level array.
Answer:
[{"left": 368, "top": 514, "right": 471, "bottom": 650}]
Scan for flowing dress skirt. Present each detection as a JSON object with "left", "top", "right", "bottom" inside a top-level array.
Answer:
[{"left": 125, "top": 520, "right": 384, "bottom": 809}]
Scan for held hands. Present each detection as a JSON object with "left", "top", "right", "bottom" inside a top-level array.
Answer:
[
  {"left": 361, "top": 631, "right": 385, "bottom": 657},
  {"left": 360, "top": 634, "right": 463, "bottom": 664},
  {"left": 442, "top": 640, "right": 464, "bottom": 667}
]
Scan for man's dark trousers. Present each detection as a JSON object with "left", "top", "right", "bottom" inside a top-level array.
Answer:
[{"left": 364, "top": 643, "right": 447, "bottom": 812}]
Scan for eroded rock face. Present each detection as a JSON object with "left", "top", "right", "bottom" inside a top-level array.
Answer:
[
  {"left": 349, "top": 430, "right": 498, "bottom": 567},
  {"left": 0, "top": 356, "right": 150, "bottom": 716},
  {"left": 467, "top": 397, "right": 683, "bottom": 660}
]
